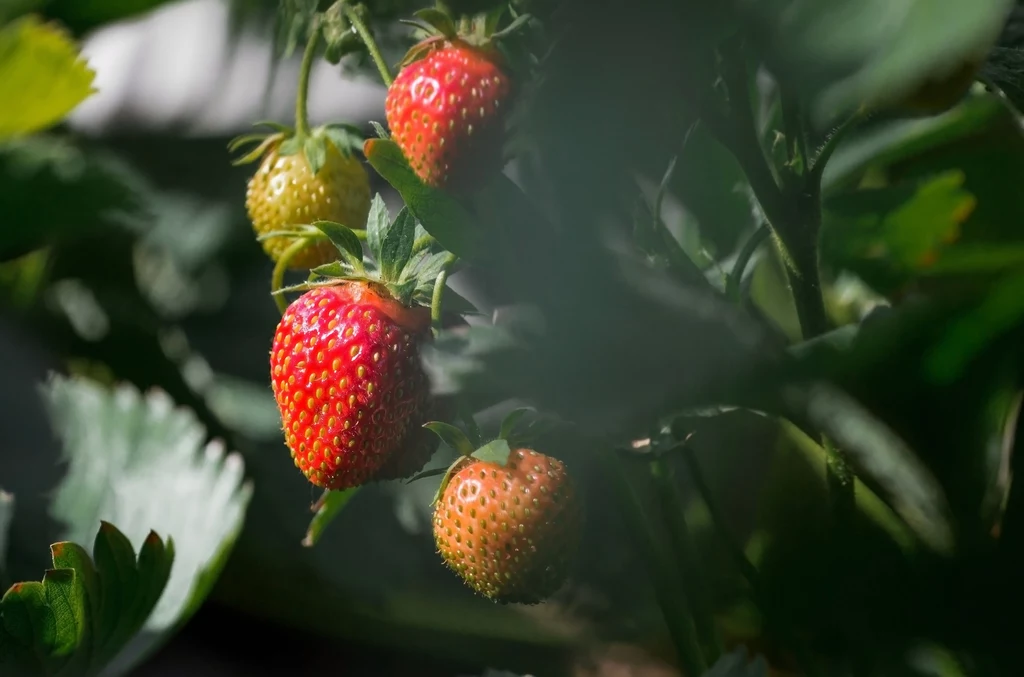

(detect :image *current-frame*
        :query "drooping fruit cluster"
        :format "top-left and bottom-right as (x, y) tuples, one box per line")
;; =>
(270, 282), (433, 489)
(268, 194), (460, 490)
(246, 139), (370, 269)
(425, 415), (582, 604)
(386, 40), (513, 192)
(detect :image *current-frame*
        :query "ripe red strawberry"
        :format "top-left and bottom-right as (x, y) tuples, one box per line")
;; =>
(270, 282), (433, 489)
(433, 447), (582, 604)
(385, 41), (512, 192)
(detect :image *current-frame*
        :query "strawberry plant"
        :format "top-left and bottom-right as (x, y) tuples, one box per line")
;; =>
(3, 0), (1024, 675)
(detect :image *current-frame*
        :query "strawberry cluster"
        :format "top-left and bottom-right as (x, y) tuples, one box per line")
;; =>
(233, 2), (580, 605)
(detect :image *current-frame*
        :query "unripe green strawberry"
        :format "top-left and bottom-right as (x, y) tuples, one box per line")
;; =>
(246, 140), (371, 269)
(270, 281), (433, 489)
(433, 448), (582, 604)
(385, 41), (513, 192)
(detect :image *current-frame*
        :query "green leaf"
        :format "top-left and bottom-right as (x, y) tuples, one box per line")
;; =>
(364, 139), (479, 259)
(302, 489), (359, 548)
(311, 261), (361, 278)
(470, 439), (512, 466)
(0, 522), (174, 677)
(423, 422), (476, 457)
(498, 407), (533, 441)
(782, 382), (955, 553)
(733, 0), (1014, 120)
(0, 16), (96, 140)
(364, 193), (390, 262)
(379, 207), (416, 282)
(821, 171), (976, 295)
(303, 135), (327, 176)
(39, 375), (253, 672)
(312, 220), (365, 263)
(0, 136), (150, 263)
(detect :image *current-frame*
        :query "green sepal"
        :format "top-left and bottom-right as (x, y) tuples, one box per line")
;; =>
(312, 220), (365, 263)
(302, 488), (359, 547)
(270, 280), (342, 296)
(489, 12), (532, 42)
(396, 35), (447, 69)
(318, 123), (364, 157)
(499, 407), (533, 441)
(311, 261), (363, 278)
(412, 8), (457, 38)
(251, 120), (295, 134)
(379, 207), (417, 282)
(364, 193), (390, 262)
(482, 5), (508, 36)
(428, 454), (471, 507)
(470, 438), (512, 466)
(423, 421), (476, 457)
(405, 466), (450, 484)
(277, 135), (302, 156)
(369, 121), (390, 140)
(254, 227), (322, 243)
(303, 134), (328, 176)
(228, 133), (280, 166)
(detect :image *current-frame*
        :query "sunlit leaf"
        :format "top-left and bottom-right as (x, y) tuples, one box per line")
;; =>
(0, 16), (95, 140)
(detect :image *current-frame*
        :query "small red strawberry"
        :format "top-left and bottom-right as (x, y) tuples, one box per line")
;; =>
(269, 193), (469, 489)
(386, 41), (512, 192)
(424, 413), (582, 604)
(382, 7), (536, 192)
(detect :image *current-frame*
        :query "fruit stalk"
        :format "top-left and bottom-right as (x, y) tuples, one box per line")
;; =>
(598, 449), (707, 676)
(343, 3), (392, 87)
(650, 455), (722, 664)
(295, 18), (321, 139)
(270, 237), (314, 314)
(430, 253), (457, 335)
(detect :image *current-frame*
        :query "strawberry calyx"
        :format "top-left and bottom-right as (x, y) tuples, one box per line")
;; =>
(395, 4), (534, 71)
(416, 407), (554, 506)
(273, 192), (467, 311)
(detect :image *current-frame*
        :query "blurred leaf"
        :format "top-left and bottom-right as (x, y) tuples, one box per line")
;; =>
(821, 171), (976, 295)
(701, 647), (769, 677)
(734, 0), (1014, 120)
(364, 139), (479, 259)
(0, 522), (173, 677)
(40, 375), (253, 673)
(822, 95), (1008, 192)
(0, 136), (150, 262)
(0, 15), (95, 139)
(782, 382), (954, 552)
(0, 491), (12, 576)
(302, 489), (359, 547)
(43, 0), (180, 34)
(924, 270), (1024, 383)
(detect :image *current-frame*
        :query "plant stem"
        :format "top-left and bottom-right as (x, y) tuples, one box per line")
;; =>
(343, 4), (393, 87)
(651, 456), (722, 664)
(598, 449), (707, 676)
(679, 444), (823, 677)
(295, 18), (321, 139)
(809, 111), (864, 185)
(271, 237), (315, 315)
(726, 223), (771, 303)
(430, 253), (457, 337)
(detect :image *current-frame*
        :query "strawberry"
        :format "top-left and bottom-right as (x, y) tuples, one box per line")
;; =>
(245, 138), (370, 269)
(269, 193), (471, 490)
(386, 41), (512, 192)
(424, 414), (582, 604)
(381, 5), (538, 193)
(271, 282), (432, 488)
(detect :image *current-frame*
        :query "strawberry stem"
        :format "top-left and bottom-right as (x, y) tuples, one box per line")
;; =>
(343, 4), (393, 87)
(271, 237), (316, 314)
(430, 253), (457, 336)
(295, 17), (321, 139)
